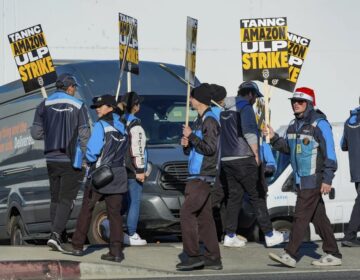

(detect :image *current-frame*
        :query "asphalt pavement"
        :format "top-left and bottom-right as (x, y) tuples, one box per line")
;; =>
(0, 241), (359, 279)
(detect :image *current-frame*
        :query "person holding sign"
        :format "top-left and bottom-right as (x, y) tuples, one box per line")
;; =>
(177, 83), (222, 271)
(266, 87), (342, 267)
(30, 73), (90, 251)
(61, 95), (128, 262)
(220, 81), (286, 248)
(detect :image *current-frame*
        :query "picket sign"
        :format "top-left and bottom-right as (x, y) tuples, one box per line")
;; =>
(115, 24), (133, 102)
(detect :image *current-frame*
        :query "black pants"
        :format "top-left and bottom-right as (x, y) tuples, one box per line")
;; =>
(222, 157), (273, 234)
(72, 184), (124, 257)
(180, 179), (221, 260)
(344, 182), (360, 241)
(285, 187), (341, 259)
(47, 162), (84, 235)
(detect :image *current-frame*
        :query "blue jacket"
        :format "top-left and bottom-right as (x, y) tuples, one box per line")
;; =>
(87, 113), (128, 194)
(31, 91), (90, 169)
(260, 141), (276, 174)
(270, 108), (337, 189)
(341, 107), (360, 182)
(184, 108), (220, 178)
(220, 96), (258, 159)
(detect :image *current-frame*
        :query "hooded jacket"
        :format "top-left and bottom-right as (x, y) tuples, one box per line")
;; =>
(341, 107), (360, 182)
(86, 113), (128, 194)
(220, 96), (259, 160)
(270, 105), (337, 189)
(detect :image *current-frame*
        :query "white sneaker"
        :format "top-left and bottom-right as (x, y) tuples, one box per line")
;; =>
(269, 251), (296, 268)
(265, 230), (286, 247)
(311, 254), (342, 266)
(237, 234), (248, 242)
(123, 232), (147, 246)
(223, 235), (246, 247)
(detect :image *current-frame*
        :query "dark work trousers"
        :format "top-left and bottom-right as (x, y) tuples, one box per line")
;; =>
(47, 162), (84, 235)
(285, 187), (342, 259)
(221, 157), (273, 235)
(344, 182), (360, 241)
(72, 183), (124, 257)
(180, 179), (221, 260)
(211, 174), (226, 240)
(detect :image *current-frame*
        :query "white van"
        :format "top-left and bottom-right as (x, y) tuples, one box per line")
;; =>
(265, 122), (357, 241)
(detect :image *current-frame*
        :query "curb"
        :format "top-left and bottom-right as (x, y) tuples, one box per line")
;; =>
(0, 260), (81, 280)
(0, 260), (176, 280)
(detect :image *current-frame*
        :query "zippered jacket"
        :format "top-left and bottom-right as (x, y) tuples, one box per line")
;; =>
(270, 108), (337, 189)
(184, 108), (220, 178)
(341, 107), (360, 182)
(123, 113), (147, 179)
(86, 113), (128, 194)
(31, 91), (90, 169)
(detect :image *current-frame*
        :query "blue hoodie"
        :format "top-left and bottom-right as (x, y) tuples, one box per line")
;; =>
(341, 107), (360, 182)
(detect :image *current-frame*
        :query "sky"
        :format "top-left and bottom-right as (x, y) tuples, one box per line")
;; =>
(1, 0), (359, 129)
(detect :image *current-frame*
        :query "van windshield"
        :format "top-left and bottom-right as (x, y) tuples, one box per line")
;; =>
(136, 95), (197, 146)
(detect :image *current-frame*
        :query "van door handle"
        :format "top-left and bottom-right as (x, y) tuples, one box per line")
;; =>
(1, 166), (33, 176)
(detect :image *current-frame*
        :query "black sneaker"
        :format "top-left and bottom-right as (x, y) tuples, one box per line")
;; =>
(202, 256), (223, 270)
(47, 232), (64, 252)
(101, 252), (124, 263)
(61, 243), (84, 256)
(176, 256), (204, 271)
(342, 239), (360, 247)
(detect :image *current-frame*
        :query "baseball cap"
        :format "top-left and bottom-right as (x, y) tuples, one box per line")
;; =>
(90, 94), (117, 109)
(238, 81), (263, 98)
(56, 73), (79, 89)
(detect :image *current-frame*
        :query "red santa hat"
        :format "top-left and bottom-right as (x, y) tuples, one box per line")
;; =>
(290, 87), (316, 106)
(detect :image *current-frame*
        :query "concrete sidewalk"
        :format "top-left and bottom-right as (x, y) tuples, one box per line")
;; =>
(0, 242), (359, 279)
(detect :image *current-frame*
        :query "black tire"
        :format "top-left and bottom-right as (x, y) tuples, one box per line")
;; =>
(88, 201), (109, 244)
(272, 219), (310, 241)
(9, 216), (27, 245)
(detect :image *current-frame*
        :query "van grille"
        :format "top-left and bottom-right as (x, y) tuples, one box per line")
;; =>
(160, 162), (188, 190)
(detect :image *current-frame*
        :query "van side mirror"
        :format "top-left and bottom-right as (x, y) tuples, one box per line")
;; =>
(282, 174), (295, 192)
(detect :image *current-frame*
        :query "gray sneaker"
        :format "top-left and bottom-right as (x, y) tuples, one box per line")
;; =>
(269, 251), (296, 268)
(311, 254), (342, 266)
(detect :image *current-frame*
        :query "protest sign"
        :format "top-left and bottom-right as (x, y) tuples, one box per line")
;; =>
(184, 17), (198, 126)
(185, 17), (198, 86)
(8, 24), (56, 95)
(240, 17), (289, 81)
(119, 13), (139, 75)
(271, 32), (311, 92)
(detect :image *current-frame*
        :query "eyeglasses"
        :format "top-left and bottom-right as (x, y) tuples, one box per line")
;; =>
(291, 99), (306, 105)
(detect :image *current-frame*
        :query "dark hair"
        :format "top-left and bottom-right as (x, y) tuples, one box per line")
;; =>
(238, 87), (254, 97)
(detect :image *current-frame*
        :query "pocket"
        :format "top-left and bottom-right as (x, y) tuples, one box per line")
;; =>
(296, 137), (318, 176)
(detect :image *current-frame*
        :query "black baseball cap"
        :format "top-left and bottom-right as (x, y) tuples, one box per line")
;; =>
(238, 81), (263, 98)
(56, 73), (79, 89)
(121, 91), (144, 108)
(90, 94), (117, 109)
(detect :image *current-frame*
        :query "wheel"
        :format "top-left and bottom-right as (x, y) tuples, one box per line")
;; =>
(9, 216), (27, 245)
(272, 219), (310, 241)
(88, 201), (109, 244)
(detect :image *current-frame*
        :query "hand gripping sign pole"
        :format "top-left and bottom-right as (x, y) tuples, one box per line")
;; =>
(115, 24), (134, 102)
